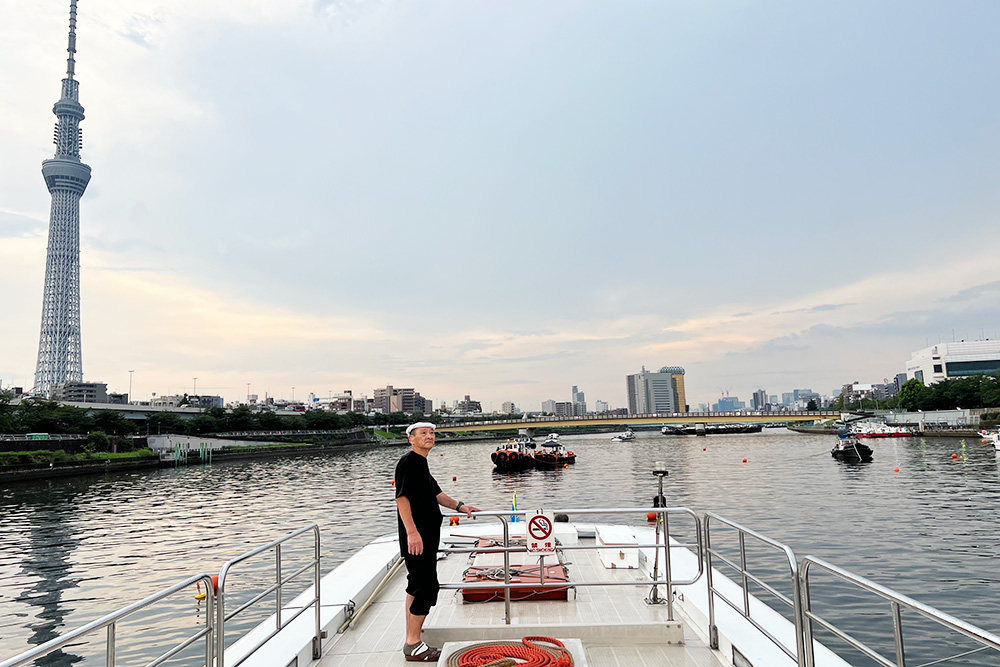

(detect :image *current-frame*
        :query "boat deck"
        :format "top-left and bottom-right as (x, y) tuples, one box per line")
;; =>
(316, 532), (726, 666)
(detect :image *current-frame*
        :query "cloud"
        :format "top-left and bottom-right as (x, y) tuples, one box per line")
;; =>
(0, 210), (45, 238)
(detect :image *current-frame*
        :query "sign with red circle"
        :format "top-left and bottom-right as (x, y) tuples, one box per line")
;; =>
(527, 513), (555, 553)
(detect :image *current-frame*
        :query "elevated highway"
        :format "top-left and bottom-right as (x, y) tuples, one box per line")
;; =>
(435, 410), (840, 433)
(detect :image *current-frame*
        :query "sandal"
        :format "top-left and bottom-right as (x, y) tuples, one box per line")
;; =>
(403, 641), (441, 662)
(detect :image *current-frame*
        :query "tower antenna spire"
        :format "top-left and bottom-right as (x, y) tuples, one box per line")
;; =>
(66, 0), (78, 80)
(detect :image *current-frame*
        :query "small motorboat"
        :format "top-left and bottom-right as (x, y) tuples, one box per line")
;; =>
(852, 423), (912, 438)
(533, 434), (576, 468)
(832, 435), (874, 462)
(611, 428), (635, 442)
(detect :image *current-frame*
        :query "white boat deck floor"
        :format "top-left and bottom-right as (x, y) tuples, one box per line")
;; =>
(315, 537), (726, 666)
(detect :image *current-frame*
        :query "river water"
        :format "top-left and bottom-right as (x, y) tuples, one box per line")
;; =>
(1, 429), (998, 666)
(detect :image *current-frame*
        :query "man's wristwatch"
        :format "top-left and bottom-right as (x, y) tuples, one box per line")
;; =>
(455, 501), (464, 512)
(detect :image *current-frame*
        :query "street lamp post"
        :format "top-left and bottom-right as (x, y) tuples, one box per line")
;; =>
(247, 383), (251, 404)
(128, 370), (134, 405)
(292, 386), (295, 402)
(193, 377), (197, 395)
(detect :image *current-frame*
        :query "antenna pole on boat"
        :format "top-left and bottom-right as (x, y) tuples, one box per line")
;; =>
(647, 463), (669, 606)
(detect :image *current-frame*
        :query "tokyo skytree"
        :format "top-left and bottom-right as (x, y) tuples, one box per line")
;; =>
(33, 0), (92, 396)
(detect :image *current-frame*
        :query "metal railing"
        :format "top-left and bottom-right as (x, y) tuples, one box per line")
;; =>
(438, 507), (703, 625)
(704, 512), (805, 663)
(0, 573), (215, 667)
(216, 524), (322, 667)
(799, 556), (1000, 667)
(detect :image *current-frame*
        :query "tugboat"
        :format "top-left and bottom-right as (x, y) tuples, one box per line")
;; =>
(532, 434), (576, 468)
(831, 434), (874, 462)
(491, 437), (535, 472)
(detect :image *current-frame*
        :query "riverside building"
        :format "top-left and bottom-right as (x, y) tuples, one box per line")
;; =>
(906, 340), (1000, 384)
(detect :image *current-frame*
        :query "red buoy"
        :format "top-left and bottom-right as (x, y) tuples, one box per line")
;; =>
(449, 516), (460, 526)
(742, 458), (747, 463)
(893, 468), (900, 473)
(452, 476), (457, 481)
(646, 512), (657, 522)
(952, 453), (958, 459)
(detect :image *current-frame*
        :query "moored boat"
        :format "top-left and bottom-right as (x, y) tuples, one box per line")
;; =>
(532, 434), (576, 468)
(980, 430), (1000, 450)
(852, 423), (913, 438)
(831, 435), (874, 462)
(491, 438), (535, 472)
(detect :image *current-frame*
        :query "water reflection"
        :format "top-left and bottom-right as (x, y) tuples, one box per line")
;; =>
(1, 431), (999, 666)
(6, 482), (85, 666)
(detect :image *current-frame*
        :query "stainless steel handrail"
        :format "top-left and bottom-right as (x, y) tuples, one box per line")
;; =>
(0, 573), (215, 667)
(799, 556), (1000, 667)
(216, 523), (321, 667)
(704, 512), (804, 664)
(438, 507), (703, 625)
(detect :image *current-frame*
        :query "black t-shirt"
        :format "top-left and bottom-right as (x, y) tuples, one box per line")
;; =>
(395, 450), (443, 545)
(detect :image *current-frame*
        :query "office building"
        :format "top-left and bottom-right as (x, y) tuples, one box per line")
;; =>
(541, 400), (557, 414)
(594, 400), (609, 413)
(626, 366), (686, 414)
(50, 381), (106, 403)
(752, 389), (767, 410)
(906, 340), (1000, 384)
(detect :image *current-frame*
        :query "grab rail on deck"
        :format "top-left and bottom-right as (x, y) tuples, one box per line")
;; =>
(216, 523), (322, 667)
(704, 512), (805, 664)
(0, 573), (216, 667)
(438, 507), (703, 626)
(799, 556), (1000, 667)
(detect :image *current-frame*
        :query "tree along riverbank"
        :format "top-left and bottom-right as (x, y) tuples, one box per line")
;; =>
(0, 432), (500, 483)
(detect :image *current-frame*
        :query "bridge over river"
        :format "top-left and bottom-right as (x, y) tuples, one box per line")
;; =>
(435, 410), (841, 434)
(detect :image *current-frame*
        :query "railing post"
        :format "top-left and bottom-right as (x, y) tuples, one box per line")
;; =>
(106, 622), (116, 667)
(502, 517), (511, 625)
(799, 562), (814, 667)
(739, 531), (750, 616)
(275, 544), (282, 630)
(705, 516), (719, 649)
(205, 584), (215, 667)
(660, 510), (674, 620)
(891, 601), (906, 667)
(313, 525), (322, 659)
(217, 569), (227, 667)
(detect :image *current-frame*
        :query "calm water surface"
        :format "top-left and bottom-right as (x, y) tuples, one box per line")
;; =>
(1, 430), (999, 666)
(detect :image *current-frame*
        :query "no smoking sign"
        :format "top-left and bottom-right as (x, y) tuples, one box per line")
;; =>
(527, 513), (556, 553)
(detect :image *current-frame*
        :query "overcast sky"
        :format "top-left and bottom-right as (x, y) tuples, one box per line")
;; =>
(2, 0), (1000, 411)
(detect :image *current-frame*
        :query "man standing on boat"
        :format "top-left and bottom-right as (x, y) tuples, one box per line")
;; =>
(395, 421), (479, 662)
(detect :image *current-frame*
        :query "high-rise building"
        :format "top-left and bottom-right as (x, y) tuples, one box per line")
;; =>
(34, 0), (93, 397)
(541, 399), (557, 414)
(626, 366), (686, 414)
(752, 389), (768, 410)
(594, 400), (609, 413)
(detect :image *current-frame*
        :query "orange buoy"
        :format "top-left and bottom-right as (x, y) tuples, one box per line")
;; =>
(742, 458), (747, 463)
(646, 512), (657, 522)
(391, 479), (395, 487)
(893, 468), (900, 473)
(449, 516), (460, 526)
(952, 453), (958, 459)
(564, 463), (569, 468)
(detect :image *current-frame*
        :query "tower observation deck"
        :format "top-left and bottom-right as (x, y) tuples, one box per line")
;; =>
(34, 0), (92, 396)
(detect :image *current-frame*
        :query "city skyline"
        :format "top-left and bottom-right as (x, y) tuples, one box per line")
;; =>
(2, 3), (1000, 409)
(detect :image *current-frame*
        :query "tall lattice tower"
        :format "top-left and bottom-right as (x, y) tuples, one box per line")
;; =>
(33, 0), (92, 396)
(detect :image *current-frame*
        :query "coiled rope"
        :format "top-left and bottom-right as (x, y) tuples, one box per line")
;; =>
(447, 636), (573, 667)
